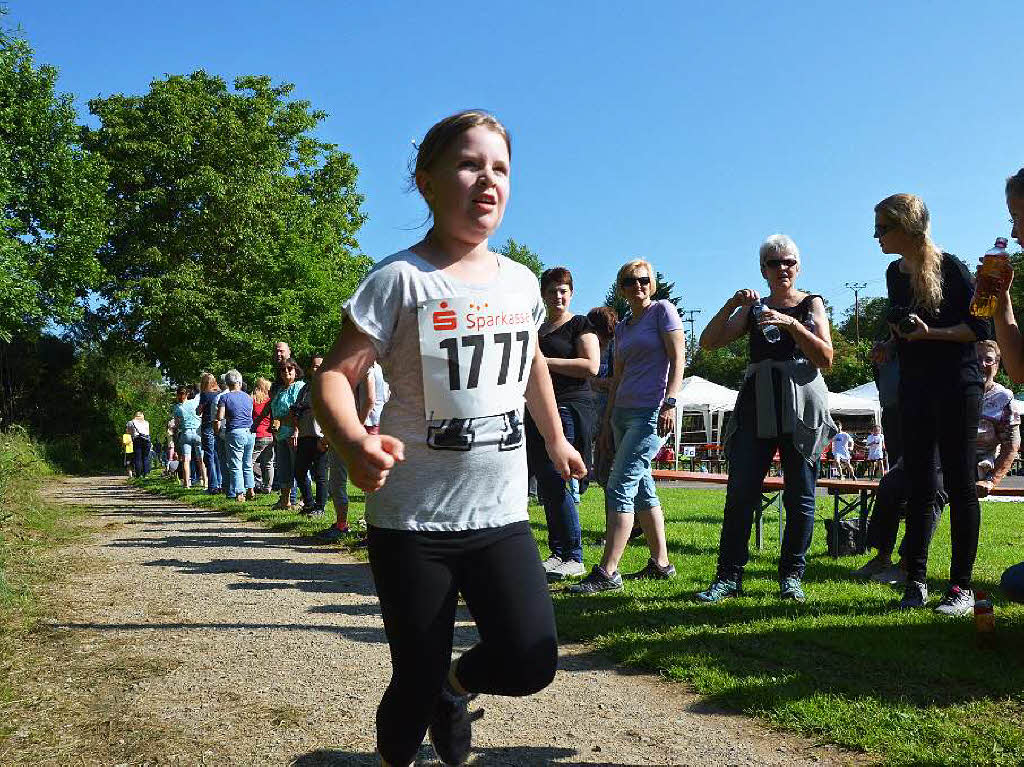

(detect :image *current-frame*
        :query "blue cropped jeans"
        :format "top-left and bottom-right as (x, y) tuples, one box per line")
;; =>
(201, 426), (222, 491)
(605, 406), (662, 514)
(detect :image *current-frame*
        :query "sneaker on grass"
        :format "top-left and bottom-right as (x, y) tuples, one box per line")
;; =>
(696, 577), (742, 603)
(852, 557), (892, 578)
(567, 565), (623, 594)
(541, 555), (562, 574)
(428, 681), (483, 766)
(547, 559), (586, 581)
(934, 585), (975, 616)
(779, 577), (806, 603)
(896, 580), (929, 609)
(871, 565), (907, 586)
(316, 525), (348, 543)
(623, 557), (676, 581)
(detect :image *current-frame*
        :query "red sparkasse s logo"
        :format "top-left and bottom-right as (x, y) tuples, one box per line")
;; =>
(433, 301), (457, 331)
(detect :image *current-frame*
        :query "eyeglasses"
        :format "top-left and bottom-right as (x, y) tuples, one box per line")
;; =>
(763, 258), (798, 269)
(874, 223), (894, 238)
(979, 357), (999, 366)
(619, 276), (651, 288)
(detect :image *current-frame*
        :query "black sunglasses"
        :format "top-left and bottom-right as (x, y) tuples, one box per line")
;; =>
(763, 258), (798, 269)
(619, 276), (651, 288)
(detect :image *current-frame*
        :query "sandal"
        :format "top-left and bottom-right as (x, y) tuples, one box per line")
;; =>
(270, 500), (291, 511)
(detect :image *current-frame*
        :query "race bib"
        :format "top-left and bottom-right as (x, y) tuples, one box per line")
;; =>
(418, 294), (536, 420)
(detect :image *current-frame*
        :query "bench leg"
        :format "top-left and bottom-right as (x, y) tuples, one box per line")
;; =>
(832, 492), (840, 559)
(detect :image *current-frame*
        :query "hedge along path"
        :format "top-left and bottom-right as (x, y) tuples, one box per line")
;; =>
(16, 476), (870, 766)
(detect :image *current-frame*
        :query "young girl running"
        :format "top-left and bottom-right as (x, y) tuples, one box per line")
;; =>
(313, 111), (585, 767)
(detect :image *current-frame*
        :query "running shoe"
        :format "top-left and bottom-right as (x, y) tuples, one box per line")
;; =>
(547, 559), (586, 581)
(623, 558), (677, 580)
(779, 577), (806, 603)
(428, 682), (482, 766)
(696, 577), (742, 602)
(541, 555), (562, 574)
(896, 580), (929, 609)
(567, 565), (623, 594)
(316, 525), (348, 543)
(934, 585), (974, 616)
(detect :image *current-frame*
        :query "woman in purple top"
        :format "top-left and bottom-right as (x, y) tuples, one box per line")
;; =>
(216, 369), (256, 501)
(570, 259), (686, 594)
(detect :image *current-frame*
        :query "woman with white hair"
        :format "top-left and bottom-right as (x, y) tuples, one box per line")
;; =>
(216, 369), (256, 501)
(697, 235), (834, 603)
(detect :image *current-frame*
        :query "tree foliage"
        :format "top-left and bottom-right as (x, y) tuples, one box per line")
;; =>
(837, 295), (889, 343)
(83, 71), (370, 382)
(498, 238), (543, 278)
(0, 16), (107, 341)
(687, 337), (749, 389)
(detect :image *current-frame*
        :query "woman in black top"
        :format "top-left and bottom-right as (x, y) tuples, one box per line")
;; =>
(527, 267), (599, 581)
(697, 235), (834, 603)
(875, 193), (987, 614)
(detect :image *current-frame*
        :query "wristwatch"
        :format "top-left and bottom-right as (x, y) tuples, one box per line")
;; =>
(661, 397), (677, 410)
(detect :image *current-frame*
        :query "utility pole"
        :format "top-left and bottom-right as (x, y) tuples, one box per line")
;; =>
(844, 282), (868, 343)
(680, 309), (702, 359)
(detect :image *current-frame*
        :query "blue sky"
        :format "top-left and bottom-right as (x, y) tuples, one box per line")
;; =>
(10, 1), (1024, 332)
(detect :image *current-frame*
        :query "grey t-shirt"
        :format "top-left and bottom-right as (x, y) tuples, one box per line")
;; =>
(343, 249), (544, 531)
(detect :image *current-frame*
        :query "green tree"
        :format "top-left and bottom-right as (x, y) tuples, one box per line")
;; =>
(837, 296), (890, 344)
(687, 337), (748, 389)
(83, 71), (370, 382)
(0, 15), (107, 341)
(498, 238), (543, 278)
(603, 271), (682, 319)
(822, 334), (874, 392)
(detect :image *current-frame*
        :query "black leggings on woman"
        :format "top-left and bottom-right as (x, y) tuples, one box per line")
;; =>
(368, 521), (558, 766)
(899, 380), (982, 588)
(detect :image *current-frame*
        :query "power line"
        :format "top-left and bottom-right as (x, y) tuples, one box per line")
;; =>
(844, 282), (868, 343)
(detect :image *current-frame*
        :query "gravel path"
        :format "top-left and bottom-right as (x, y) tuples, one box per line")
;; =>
(38, 476), (869, 766)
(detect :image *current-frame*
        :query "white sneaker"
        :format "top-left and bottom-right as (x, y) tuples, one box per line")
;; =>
(548, 559), (587, 581)
(541, 555), (562, 573)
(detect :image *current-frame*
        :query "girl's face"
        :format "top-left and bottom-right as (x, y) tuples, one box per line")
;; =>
(419, 126), (510, 243)
(281, 366), (296, 384)
(543, 283), (572, 313)
(1007, 195), (1024, 249)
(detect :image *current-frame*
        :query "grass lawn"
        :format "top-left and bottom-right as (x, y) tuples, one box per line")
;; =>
(134, 474), (1024, 766)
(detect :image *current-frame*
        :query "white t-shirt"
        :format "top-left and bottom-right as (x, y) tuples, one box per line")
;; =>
(343, 249), (545, 531)
(832, 432), (853, 460)
(865, 433), (884, 460)
(126, 418), (150, 438)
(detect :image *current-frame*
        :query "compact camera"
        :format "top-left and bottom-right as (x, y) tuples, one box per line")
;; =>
(886, 304), (921, 335)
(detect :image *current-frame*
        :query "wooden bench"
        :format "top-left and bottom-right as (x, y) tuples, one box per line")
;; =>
(652, 469), (1024, 557)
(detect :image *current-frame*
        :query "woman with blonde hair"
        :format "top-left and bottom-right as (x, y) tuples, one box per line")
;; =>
(874, 193), (988, 614)
(196, 372), (223, 494)
(251, 376), (275, 493)
(570, 258), (685, 594)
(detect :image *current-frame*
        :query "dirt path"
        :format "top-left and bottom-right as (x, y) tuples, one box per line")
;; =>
(18, 476), (869, 765)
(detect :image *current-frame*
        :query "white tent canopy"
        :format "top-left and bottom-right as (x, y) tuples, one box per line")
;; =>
(841, 380), (879, 403)
(827, 389), (880, 421)
(672, 376), (739, 457)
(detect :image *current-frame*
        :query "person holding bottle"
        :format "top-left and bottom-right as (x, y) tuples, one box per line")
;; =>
(696, 235), (834, 603)
(873, 193), (988, 614)
(312, 110), (584, 767)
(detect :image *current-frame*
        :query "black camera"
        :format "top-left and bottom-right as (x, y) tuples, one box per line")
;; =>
(886, 304), (920, 335)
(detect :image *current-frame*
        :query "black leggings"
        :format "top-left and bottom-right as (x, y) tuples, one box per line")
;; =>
(294, 436), (328, 508)
(899, 380), (982, 588)
(368, 521), (557, 766)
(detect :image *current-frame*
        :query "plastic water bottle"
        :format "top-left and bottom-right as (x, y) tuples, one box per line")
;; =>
(751, 299), (781, 343)
(974, 590), (995, 648)
(970, 237), (1012, 318)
